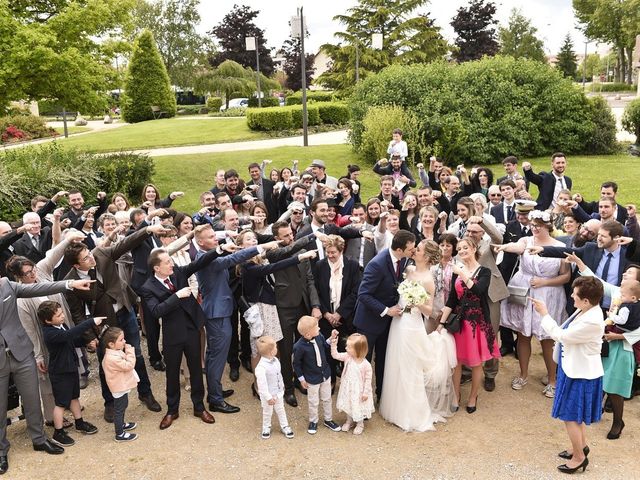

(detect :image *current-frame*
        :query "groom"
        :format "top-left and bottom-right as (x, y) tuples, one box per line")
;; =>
(354, 230), (416, 400)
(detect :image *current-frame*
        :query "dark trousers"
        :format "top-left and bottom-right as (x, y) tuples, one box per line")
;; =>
(500, 325), (517, 351)
(276, 302), (307, 393)
(113, 393), (128, 436)
(227, 306), (251, 368)
(140, 298), (162, 364)
(164, 330), (205, 413)
(98, 308), (152, 405)
(358, 325), (390, 400)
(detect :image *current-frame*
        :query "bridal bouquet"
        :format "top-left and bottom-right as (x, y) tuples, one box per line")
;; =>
(398, 280), (429, 309)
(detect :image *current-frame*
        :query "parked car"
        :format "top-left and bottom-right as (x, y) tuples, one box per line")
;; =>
(220, 98), (249, 111)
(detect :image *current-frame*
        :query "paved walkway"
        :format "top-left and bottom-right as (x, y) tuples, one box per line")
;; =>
(135, 130), (349, 157)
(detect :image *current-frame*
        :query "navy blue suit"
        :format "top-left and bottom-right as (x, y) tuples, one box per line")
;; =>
(524, 169), (572, 210)
(292, 334), (332, 385)
(353, 249), (407, 398)
(196, 246), (259, 404)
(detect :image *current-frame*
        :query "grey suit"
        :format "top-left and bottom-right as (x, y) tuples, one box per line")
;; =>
(0, 278), (69, 455)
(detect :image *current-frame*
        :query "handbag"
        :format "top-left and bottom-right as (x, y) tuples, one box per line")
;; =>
(444, 268), (479, 334)
(506, 257), (529, 305)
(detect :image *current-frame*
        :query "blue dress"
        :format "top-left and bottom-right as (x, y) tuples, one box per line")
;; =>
(551, 322), (603, 425)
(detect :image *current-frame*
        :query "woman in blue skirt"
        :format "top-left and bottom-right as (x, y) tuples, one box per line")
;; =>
(531, 276), (605, 475)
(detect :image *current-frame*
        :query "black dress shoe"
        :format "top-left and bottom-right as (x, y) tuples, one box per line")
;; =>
(558, 457), (588, 474)
(209, 401), (240, 414)
(559, 446), (590, 460)
(241, 358), (253, 373)
(284, 393), (298, 407)
(0, 455), (7, 475)
(484, 377), (496, 392)
(139, 394), (162, 412)
(499, 346), (514, 357)
(33, 439), (64, 454)
(151, 360), (166, 372)
(222, 389), (234, 398)
(294, 381), (308, 395)
(229, 366), (239, 382)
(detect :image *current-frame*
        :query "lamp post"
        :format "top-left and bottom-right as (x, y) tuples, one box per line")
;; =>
(245, 36), (262, 107)
(292, 7), (308, 146)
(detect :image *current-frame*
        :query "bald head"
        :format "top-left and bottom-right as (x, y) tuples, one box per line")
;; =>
(585, 219), (602, 232)
(0, 222), (11, 237)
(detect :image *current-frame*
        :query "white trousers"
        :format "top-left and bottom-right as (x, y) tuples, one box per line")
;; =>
(306, 378), (332, 423)
(261, 396), (288, 429)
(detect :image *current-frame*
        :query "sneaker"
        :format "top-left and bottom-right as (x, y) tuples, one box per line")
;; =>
(323, 420), (341, 432)
(52, 429), (75, 447)
(75, 421), (98, 435)
(281, 426), (294, 439)
(541, 374), (549, 386)
(543, 384), (555, 398)
(511, 376), (528, 391)
(123, 422), (137, 431)
(307, 422), (318, 434)
(115, 432), (138, 443)
(353, 422), (364, 435)
(261, 427), (271, 439)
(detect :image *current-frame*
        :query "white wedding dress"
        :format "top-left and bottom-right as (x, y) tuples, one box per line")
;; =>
(379, 280), (458, 432)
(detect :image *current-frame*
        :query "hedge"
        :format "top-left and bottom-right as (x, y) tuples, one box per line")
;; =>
(0, 114), (56, 143)
(0, 143), (154, 220)
(622, 97), (640, 143)
(590, 82), (637, 93)
(349, 56), (618, 164)
(206, 97), (223, 110)
(246, 105), (320, 131)
(285, 91), (334, 106)
(317, 102), (350, 125)
(248, 97), (280, 108)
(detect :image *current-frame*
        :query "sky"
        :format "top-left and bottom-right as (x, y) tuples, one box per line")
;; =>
(197, 0), (604, 57)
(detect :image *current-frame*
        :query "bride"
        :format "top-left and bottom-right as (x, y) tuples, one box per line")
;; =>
(379, 240), (458, 432)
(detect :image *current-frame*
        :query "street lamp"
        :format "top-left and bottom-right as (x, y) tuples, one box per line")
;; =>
(292, 7), (308, 146)
(245, 36), (262, 107)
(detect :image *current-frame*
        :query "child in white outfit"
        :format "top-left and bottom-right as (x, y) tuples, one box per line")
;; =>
(330, 330), (374, 435)
(254, 336), (294, 439)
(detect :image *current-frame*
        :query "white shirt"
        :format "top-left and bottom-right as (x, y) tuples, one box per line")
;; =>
(311, 223), (325, 259)
(328, 256), (344, 312)
(551, 172), (566, 208)
(254, 356), (285, 402)
(380, 251), (402, 317)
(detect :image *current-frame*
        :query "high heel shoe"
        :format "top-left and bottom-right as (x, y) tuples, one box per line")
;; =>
(558, 445), (589, 460)
(557, 457), (588, 474)
(607, 420), (625, 440)
(466, 398), (477, 414)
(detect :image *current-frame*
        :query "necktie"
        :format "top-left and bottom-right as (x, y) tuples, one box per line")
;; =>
(601, 252), (613, 283)
(458, 222), (467, 239)
(522, 226), (529, 236)
(507, 205), (513, 221)
(557, 177), (565, 189)
(316, 226), (325, 260)
(32, 235), (39, 249)
(164, 278), (176, 293)
(395, 259), (402, 279)
(310, 339), (322, 367)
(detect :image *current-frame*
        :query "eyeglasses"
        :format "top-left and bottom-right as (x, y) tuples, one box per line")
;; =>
(80, 251), (94, 262)
(292, 211), (303, 215)
(20, 267), (37, 277)
(489, 193), (502, 197)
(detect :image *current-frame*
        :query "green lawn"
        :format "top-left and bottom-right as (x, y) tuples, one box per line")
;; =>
(53, 117), (268, 152)
(53, 126), (91, 136)
(150, 145), (637, 214)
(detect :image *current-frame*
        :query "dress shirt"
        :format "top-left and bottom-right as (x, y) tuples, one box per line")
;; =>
(311, 223), (325, 259)
(551, 172), (567, 208)
(380, 251), (402, 318)
(254, 356), (285, 402)
(328, 256), (344, 312)
(596, 247), (621, 308)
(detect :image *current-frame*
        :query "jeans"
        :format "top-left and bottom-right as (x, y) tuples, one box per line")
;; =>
(204, 317), (231, 404)
(113, 394), (128, 436)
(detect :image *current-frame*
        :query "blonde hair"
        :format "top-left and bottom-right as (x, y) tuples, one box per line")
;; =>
(324, 234), (345, 252)
(297, 315), (318, 336)
(347, 333), (368, 360)
(419, 239), (441, 265)
(256, 336), (276, 357)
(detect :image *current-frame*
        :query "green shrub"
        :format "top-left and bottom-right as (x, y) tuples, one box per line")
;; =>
(590, 83), (637, 93)
(0, 114), (56, 143)
(349, 57), (617, 164)
(121, 30), (176, 123)
(176, 105), (207, 115)
(584, 96), (618, 154)
(206, 97), (223, 110)
(317, 102), (350, 125)
(285, 91), (334, 106)
(0, 143), (154, 219)
(246, 107), (293, 131)
(289, 105), (320, 128)
(209, 107), (247, 117)
(622, 98), (640, 144)
(247, 97), (280, 108)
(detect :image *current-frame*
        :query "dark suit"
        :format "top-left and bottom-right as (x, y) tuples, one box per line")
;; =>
(247, 177), (278, 224)
(579, 200), (628, 224)
(0, 229), (22, 278)
(524, 169), (572, 210)
(372, 163), (417, 193)
(344, 226), (376, 270)
(12, 228), (53, 263)
(43, 320), (95, 375)
(490, 202), (516, 226)
(353, 249), (407, 398)
(64, 226), (154, 406)
(295, 223), (361, 272)
(139, 248), (221, 414)
(265, 236), (319, 393)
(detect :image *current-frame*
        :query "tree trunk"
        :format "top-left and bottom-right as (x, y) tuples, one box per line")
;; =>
(626, 47), (634, 85)
(615, 51), (622, 83)
(619, 47), (627, 85)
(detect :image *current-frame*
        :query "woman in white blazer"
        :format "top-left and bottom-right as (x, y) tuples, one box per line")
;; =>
(531, 276), (605, 475)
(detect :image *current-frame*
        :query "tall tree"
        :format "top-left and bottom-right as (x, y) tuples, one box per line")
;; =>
(121, 29), (176, 123)
(281, 37), (315, 92)
(133, 0), (212, 88)
(208, 4), (274, 76)
(573, 0), (640, 84)
(0, 0), (134, 113)
(450, 0), (499, 62)
(317, 0), (449, 91)
(498, 9), (547, 62)
(556, 33), (578, 78)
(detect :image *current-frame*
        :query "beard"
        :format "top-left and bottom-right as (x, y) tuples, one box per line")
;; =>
(573, 234), (589, 248)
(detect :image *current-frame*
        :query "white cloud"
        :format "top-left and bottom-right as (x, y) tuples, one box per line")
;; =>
(197, 0), (600, 57)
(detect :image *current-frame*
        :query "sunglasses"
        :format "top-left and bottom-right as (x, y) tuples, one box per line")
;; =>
(489, 193), (502, 197)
